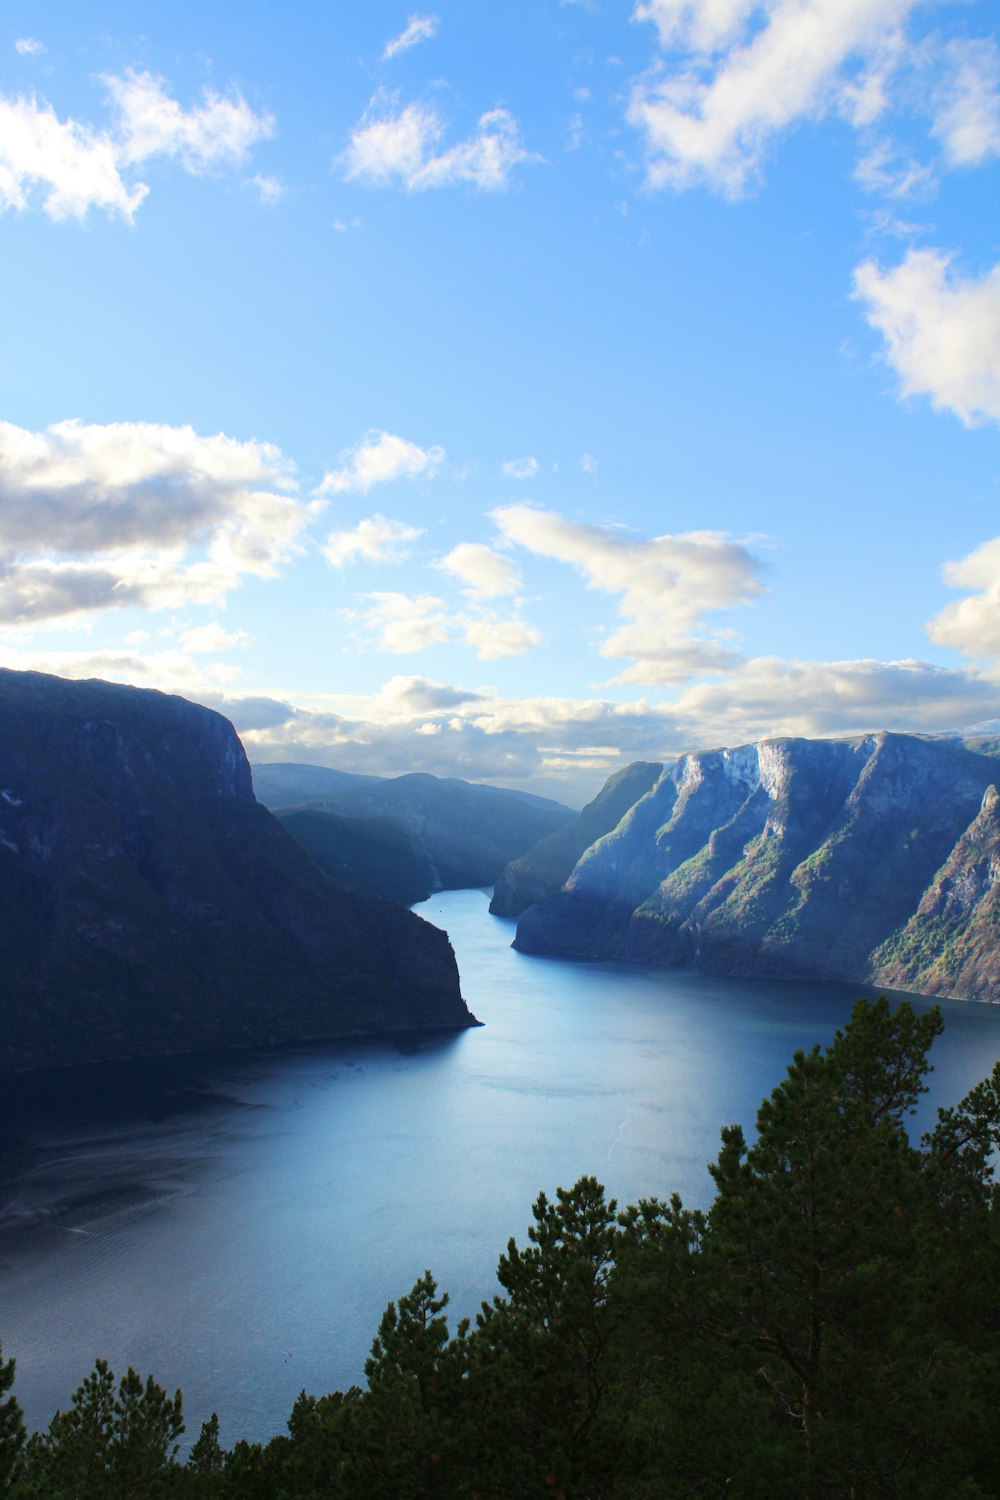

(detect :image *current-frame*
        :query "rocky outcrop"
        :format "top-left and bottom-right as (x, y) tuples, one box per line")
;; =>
(257, 768), (574, 891)
(0, 670), (474, 1072)
(512, 733), (1000, 1002)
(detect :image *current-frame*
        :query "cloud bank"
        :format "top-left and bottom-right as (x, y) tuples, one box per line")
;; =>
(0, 419), (311, 624)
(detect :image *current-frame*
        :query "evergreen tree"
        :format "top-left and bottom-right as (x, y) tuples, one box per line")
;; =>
(17, 1358), (182, 1500)
(0, 1341), (25, 1492)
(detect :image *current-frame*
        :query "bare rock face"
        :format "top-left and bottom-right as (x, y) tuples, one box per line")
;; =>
(511, 733), (1000, 1002)
(0, 670), (474, 1072)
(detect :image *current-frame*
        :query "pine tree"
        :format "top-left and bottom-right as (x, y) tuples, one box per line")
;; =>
(0, 1341), (25, 1492)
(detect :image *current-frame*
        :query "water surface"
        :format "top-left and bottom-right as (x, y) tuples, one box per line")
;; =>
(2, 888), (998, 1445)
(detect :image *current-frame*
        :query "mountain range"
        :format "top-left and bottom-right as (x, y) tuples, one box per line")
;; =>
(253, 761), (574, 895)
(502, 731), (1000, 1003)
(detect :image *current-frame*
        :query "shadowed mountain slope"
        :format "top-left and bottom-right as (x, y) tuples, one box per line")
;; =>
(275, 808), (432, 906)
(0, 671), (473, 1072)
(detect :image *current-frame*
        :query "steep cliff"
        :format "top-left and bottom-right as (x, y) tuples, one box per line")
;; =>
(512, 733), (1000, 1001)
(0, 670), (474, 1072)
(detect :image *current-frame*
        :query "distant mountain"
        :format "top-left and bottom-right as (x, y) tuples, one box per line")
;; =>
(509, 732), (1000, 1003)
(275, 808), (433, 906)
(251, 762), (381, 806)
(255, 763), (575, 891)
(0, 671), (474, 1072)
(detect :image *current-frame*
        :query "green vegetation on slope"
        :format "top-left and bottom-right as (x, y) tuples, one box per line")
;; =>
(3, 997), (999, 1498)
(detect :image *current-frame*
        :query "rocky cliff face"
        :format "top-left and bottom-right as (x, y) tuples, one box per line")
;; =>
(512, 733), (1000, 1002)
(0, 670), (474, 1072)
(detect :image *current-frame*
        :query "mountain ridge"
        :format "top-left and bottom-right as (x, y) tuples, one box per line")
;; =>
(507, 731), (1000, 1002)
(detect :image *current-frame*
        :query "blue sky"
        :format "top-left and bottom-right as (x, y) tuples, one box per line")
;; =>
(1, 0), (998, 803)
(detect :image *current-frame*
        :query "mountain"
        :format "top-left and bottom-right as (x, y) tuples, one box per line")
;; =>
(255, 765), (575, 890)
(0, 670), (474, 1072)
(251, 762), (381, 805)
(275, 808), (433, 905)
(510, 732), (1000, 1002)
(490, 761), (662, 917)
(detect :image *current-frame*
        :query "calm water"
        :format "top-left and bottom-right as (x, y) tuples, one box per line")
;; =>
(2, 887), (999, 1446)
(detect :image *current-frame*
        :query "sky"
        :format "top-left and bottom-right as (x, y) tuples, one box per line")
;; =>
(0, 0), (998, 805)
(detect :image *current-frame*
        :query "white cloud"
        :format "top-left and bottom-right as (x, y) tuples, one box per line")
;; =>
(603, 628), (745, 685)
(0, 70), (273, 222)
(0, 93), (147, 221)
(501, 456), (538, 479)
(341, 95), (535, 191)
(438, 542), (522, 598)
(931, 38), (1000, 168)
(0, 418), (312, 624)
(628, 0), (916, 194)
(179, 621), (253, 653)
(351, 592), (451, 653)
(927, 536), (1000, 665)
(853, 140), (934, 198)
(853, 248), (1000, 426)
(579, 452), (598, 474)
(319, 430), (444, 494)
(248, 173), (284, 204)
(383, 14), (440, 61)
(463, 617), (541, 660)
(370, 674), (482, 716)
(324, 514), (424, 567)
(105, 70), (274, 172)
(14, 38), (46, 56)
(492, 502), (763, 684)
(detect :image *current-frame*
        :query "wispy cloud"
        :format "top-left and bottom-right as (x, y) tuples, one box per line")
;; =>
(341, 94), (535, 191)
(853, 248), (1000, 426)
(247, 173), (284, 204)
(0, 69), (273, 222)
(628, 0), (918, 195)
(319, 431), (445, 494)
(502, 456), (538, 480)
(438, 542), (522, 599)
(14, 38), (46, 56)
(462, 617), (541, 660)
(492, 502), (764, 684)
(382, 14), (440, 61)
(350, 592), (451, 653)
(324, 514), (424, 567)
(931, 38), (1000, 168)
